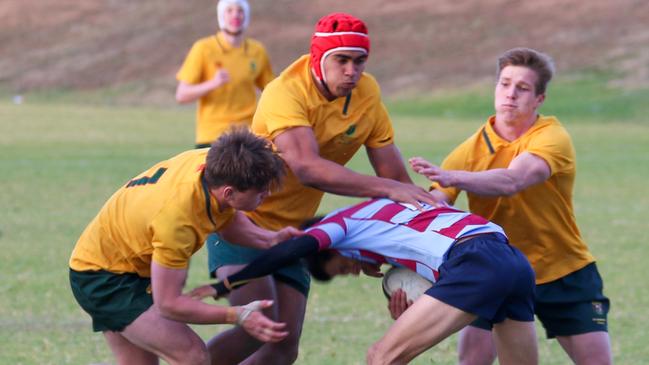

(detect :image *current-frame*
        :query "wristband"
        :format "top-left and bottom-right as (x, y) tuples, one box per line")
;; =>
(210, 281), (229, 297)
(236, 300), (264, 326)
(225, 307), (238, 324)
(236, 307), (254, 326)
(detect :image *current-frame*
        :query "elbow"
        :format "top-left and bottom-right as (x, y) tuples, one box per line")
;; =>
(292, 164), (320, 186)
(500, 180), (525, 196)
(175, 92), (191, 104)
(156, 300), (178, 320)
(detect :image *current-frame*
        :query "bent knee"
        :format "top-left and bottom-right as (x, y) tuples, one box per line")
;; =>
(168, 339), (209, 365)
(366, 341), (396, 365)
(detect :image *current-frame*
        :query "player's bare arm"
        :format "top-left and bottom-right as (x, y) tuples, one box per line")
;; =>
(219, 211), (303, 249)
(151, 262), (288, 342)
(175, 70), (230, 104)
(275, 127), (436, 207)
(410, 153), (550, 196)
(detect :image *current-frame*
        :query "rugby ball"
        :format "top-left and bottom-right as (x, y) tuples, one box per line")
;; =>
(382, 266), (433, 301)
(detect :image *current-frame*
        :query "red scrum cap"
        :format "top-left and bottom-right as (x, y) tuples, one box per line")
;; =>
(310, 13), (370, 83)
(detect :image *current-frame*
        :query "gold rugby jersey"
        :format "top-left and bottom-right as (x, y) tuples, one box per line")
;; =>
(70, 149), (235, 277)
(249, 55), (395, 230)
(177, 32), (274, 145)
(434, 115), (595, 284)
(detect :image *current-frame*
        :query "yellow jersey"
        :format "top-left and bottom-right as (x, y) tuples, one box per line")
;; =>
(434, 115), (595, 284)
(176, 32), (274, 145)
(248, 54), (395, 230)
(69, 149), (235, 277)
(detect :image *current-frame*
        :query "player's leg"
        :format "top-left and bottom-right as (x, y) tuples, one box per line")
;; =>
(206, 233), (280, 364)
(556, 332), (612, 365)
(120, 305), (209, 365)
(455, 233), (535, 365)
(367, 295), (476, 365)
(239, 281), (307, 365)
(104, 331), (158, 365)
(492, 318), (538, 365)
(207, 264), (278, 365)
(457, 321), (497, 365)
(535, 262), (611, 365)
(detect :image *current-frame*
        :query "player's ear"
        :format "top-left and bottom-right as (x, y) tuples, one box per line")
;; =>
(222, 186), (234, 199)
(304, 250), (335, 282)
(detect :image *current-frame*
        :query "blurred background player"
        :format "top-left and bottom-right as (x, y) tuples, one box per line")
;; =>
(176, 0), (274, 148)
(206, 12), (436, 365)
(194, 198), (538, 365)
(410, 47), (612, 365)
(69, 129), (298, 365)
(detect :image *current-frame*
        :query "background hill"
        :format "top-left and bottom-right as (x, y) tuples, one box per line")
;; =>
(1, 0), (648, 104)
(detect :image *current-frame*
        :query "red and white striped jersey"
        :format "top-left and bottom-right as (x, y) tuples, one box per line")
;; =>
(306, 198), (506, 283)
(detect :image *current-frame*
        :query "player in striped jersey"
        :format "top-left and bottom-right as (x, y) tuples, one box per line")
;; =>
(191, 198), (538, 365)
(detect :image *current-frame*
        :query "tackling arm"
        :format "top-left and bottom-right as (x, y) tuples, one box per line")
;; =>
(410, 153), (551, 197)
(219, 211), (303, 250)
(210, 235), (320, 296)
(275, 127), (436, 208)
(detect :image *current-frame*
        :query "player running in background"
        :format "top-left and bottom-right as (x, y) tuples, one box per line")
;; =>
(205, 13), (436, 365)
(69, 129), (299, 365)
(193, 198), (538, 365)
(410, 47), (612, 365)
(176, 0), (274, 148)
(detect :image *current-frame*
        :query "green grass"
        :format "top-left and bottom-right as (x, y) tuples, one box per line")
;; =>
(1, 81), (648, 364)
(388, 73), (649, 122)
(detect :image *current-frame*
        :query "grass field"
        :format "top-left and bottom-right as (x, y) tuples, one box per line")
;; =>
(1, 79), (648, 364)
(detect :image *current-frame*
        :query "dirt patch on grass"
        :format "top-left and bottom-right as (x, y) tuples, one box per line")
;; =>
(1, 0), (647, 103)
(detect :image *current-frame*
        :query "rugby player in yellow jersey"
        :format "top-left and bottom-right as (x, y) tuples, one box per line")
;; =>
(176, 0), (274, 148)
(69, 129), (301, 365)
(410, 48), (612, 365)
(206, 13), (437, 365)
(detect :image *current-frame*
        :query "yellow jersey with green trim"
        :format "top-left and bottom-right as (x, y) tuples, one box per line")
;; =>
(176, 32), (274, 145)
(69, 149), (235, 277)
(434, 115), (595, 284)
(248, 54), (395, 230)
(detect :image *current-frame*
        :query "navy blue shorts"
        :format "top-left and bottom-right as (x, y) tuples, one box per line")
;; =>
(425, 233), (536, 323)
(471, 262), (609, 338)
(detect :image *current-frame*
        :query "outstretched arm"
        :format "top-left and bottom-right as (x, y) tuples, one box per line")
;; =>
(190, 235), (320, 299)
(219, 211), (303, 250)
(275, 127), (437, 209)
(409, 152), (551, 197)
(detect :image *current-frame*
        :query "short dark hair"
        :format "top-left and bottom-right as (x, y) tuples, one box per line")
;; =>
(204, 127), (285, 191)
(497, 47), (555, 95)
(304, 250), (336, 282)
(299, 216), (335, 282)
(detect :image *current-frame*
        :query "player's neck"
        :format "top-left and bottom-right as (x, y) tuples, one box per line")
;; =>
(311, 69), (336, 101)
(493, 114), (538, 141)
(220, 31), (244, 48)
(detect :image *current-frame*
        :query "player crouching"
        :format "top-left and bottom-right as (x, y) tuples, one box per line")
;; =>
(192, 198), (538, 364)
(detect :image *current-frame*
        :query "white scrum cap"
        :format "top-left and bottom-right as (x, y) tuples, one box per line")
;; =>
(217, 0), (250, 31)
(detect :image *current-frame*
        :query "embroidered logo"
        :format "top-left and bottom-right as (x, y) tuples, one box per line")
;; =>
(335, 124), (357, 145)
(592, 301), (604, 315)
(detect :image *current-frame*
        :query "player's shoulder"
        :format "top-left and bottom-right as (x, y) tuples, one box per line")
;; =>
(529, 115), (573, 144)
(267, 57), (310, 95)
(193, 35), (217, 48)
(355, 72), (382, 98)
(244, 37), (267, 51)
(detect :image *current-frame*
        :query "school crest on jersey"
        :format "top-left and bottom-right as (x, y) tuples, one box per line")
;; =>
(334, 124), (357, 145)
